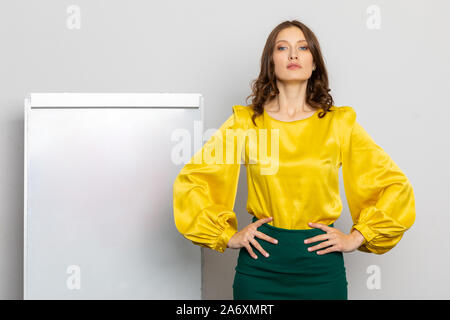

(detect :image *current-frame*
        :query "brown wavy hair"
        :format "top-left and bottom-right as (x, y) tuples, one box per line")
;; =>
(245, 20), (334, 126)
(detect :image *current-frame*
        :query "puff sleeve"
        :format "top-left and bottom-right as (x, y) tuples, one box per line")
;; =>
(173, 105), (245, 253)
(340, 107), (416, 254)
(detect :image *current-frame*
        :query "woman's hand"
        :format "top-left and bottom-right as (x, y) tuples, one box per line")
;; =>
(227, 217), (279, 259)
(304, 222), (365, 254)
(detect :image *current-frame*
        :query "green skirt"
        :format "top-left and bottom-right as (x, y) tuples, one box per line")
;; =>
(233, 216), (348, 300)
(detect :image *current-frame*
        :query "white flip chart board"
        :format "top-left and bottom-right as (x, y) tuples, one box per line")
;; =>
(24, 93), (204, 299)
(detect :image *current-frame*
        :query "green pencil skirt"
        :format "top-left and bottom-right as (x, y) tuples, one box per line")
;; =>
(233, 216), (348, 300)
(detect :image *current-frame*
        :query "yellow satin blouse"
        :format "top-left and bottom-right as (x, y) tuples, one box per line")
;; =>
(173, 105), (416, 255)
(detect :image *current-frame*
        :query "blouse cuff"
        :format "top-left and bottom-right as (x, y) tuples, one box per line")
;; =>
(351, 222), (377, 246)
(214, 224), (237, 253)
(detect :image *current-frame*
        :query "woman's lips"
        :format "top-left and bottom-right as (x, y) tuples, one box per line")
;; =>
(287, 65), (301, 70)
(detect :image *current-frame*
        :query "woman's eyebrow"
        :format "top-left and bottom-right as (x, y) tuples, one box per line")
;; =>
(276, 39), (307, 44)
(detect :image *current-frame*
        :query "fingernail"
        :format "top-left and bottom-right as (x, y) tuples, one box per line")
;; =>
(274, 240), (278, 244)
(265, 253), (269, 257)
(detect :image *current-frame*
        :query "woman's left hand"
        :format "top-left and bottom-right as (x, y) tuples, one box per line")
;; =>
(304, 222), (365, 254)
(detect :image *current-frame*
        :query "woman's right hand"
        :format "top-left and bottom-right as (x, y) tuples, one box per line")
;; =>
(227, 217), (278, 259)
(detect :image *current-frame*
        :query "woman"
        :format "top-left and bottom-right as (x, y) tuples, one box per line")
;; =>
(172, 20), (416, 300)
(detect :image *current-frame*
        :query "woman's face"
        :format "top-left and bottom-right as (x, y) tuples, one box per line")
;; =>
(272, 26), (315, 82)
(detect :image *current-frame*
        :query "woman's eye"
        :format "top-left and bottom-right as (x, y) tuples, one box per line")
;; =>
(277, 46), (308, 51)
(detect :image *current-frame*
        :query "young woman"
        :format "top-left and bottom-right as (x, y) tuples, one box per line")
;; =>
(172, 20), (416, 300)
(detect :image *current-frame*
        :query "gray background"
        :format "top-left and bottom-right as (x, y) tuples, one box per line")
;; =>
(1, 0), (448, 299)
